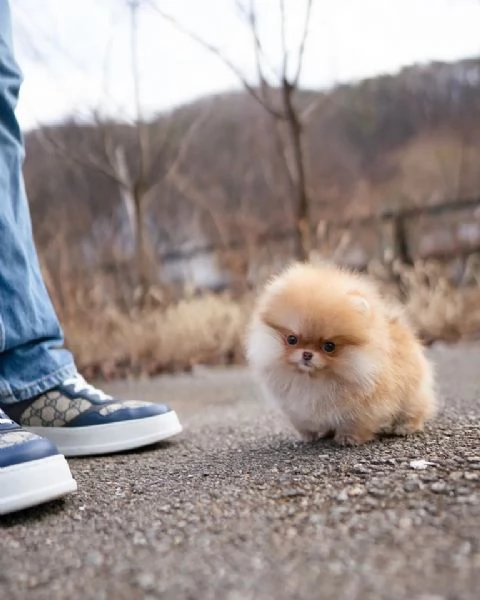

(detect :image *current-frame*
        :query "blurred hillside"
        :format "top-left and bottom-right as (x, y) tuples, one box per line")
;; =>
(22, 56), (480, 375)
(26, 57), (480, 288)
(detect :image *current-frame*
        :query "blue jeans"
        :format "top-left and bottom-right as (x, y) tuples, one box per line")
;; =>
(0, 0), (76, 404)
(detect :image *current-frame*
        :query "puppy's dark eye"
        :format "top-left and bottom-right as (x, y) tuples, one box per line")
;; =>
(323, 341), (336, 353)
(286, 335), (298, 346)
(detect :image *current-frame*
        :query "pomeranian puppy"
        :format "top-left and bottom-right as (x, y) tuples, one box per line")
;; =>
(246, 262), (437, 446)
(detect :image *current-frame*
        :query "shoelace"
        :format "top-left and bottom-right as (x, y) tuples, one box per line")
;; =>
(63, 374), (113, 402)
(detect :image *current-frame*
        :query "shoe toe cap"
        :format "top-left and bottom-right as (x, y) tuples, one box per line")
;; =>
(0, 432), (59, 468)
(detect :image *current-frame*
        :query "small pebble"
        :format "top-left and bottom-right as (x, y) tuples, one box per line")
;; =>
(430, 482), (448, 494)
(409, 459), (435, 470)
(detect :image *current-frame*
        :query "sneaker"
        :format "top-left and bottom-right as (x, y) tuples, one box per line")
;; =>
(1, 374), (182, 457)
(0, 408), (76, 515)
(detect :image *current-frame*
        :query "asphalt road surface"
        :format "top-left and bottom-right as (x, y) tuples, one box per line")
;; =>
(1, 343), (480, 600)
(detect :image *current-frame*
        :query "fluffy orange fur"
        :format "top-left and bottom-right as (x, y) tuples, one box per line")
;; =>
(246, 262), (437, 446)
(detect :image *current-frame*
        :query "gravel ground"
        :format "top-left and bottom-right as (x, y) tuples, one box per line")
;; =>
(1, 342), (480, 600)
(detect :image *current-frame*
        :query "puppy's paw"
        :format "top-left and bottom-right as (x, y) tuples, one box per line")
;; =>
(391, 420), (424, 436)
(334, 429), (374, 447)
(298, 430), (319, 443)
(297, 426), (334, 443)
(334, 432), (361, 446)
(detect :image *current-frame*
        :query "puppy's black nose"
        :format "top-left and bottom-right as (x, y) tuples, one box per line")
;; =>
(303, 351), (313, 361)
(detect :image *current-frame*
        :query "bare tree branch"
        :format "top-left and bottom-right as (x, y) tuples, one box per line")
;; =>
(279, 0), (289, 80)
(14, 3), (132, 122)
(112, 145), (137, 235)
(162, 109), (213, 182)
(136, 106), (214, 213)
(301, 94), (326, 123)
(165, 169), (232, 250)
(147, 0), (284, 118)
(36, 127), (129, 190)
(129, 0), (150, 185)
(235, 0), (279, 86)
(148, 0), (315, 260)
(293, 0), (313, 86)
(244, 0), (272, 106)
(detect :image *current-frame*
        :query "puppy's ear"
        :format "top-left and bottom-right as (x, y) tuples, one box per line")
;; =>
(347, 290), (370, 315)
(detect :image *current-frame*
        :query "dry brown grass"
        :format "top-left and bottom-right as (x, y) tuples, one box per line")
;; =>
(63, 291), (253, 380)
(53, 258), (480, 380)
(371, 258), (480, 344)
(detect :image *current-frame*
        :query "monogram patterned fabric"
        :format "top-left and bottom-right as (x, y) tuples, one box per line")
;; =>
(98, 400), (151, 417)
(20, 391), (91, 427)
(18, 392), (153, 427)
(0, 429), (39, 448)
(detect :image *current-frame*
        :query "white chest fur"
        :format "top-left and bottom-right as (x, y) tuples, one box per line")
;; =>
(258, 367), (348, 433)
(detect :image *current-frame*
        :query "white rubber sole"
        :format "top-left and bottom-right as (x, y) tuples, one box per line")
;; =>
(0, 454), (77, 516)
(26, 410), (183, 457)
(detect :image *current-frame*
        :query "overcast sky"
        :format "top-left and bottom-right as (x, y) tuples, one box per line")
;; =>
(11, 0), (480, 130)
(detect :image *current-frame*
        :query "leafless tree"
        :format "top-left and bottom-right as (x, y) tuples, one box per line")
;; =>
(35, 0), (214, 304)
(149, 0), (317, 261)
